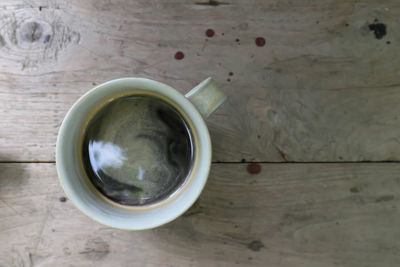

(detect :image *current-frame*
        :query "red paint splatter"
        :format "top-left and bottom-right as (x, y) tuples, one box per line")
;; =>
(255, 37), (266, 47)
(229, 72), (233, 76)
(174, 51), (184, 60)
(247, 163), (261, 174)
(206, 29), (215, 37)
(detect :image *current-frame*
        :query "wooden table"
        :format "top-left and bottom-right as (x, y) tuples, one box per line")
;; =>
(1, 1), (400, 266)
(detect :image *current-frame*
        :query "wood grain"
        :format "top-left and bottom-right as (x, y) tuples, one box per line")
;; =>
(1, 163), (399, 266)
(1, 0), (400, 162)
(1, 1), (399, 266)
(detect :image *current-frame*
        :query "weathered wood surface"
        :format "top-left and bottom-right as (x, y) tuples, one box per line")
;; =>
(0, 163), (399, 267)
(1, 0), (400, 162)
(1, 1), (400, 266)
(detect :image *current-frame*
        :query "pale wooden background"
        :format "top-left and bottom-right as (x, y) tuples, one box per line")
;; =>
(0, 0), (400, 266)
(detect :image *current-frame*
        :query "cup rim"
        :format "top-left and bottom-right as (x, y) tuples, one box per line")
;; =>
(56, 78), (212, 230)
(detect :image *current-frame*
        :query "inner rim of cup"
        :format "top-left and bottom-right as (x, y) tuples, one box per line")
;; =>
(76, 89), (201, 210)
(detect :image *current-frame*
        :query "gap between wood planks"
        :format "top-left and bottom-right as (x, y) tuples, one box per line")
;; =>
(2, 160), (400, 164)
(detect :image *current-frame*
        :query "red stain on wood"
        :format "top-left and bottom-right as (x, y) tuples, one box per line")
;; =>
(206, 29), (215, 37)
(174, 51), (184, 60)
(247, 163), (261, 174)
(255, 37), (266, 47)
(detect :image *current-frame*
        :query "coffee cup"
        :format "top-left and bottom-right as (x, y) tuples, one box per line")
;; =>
(56, 77), (225, 230)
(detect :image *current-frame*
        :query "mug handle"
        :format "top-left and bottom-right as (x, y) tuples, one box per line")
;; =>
(185, 77), (227, 119)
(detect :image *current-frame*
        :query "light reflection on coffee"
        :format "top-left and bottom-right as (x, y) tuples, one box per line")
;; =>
(81, 95), (194, 206)
(88, 141), (127, 171)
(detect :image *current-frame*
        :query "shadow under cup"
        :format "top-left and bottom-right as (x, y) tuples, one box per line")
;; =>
(78, 92), (199, 208)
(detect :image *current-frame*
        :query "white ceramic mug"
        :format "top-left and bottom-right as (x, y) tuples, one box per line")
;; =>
(56, 77), (226, 230)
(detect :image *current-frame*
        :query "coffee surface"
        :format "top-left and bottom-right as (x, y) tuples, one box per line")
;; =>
(82, 95), (194, 206)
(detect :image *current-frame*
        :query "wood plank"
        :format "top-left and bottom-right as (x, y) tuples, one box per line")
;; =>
(1, 163), (399, 266)
(1, 1), (400, 162)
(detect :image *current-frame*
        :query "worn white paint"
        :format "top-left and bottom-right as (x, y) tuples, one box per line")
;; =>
(1, 163), (400, 266)
(0, 0), (399, 161)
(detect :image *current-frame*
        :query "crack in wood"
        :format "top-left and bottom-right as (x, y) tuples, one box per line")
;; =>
(274, 145), (290, 162)
(195, 0), (230, 6)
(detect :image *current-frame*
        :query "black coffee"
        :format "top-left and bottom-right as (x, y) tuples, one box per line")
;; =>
(81, 95), (194, 206)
